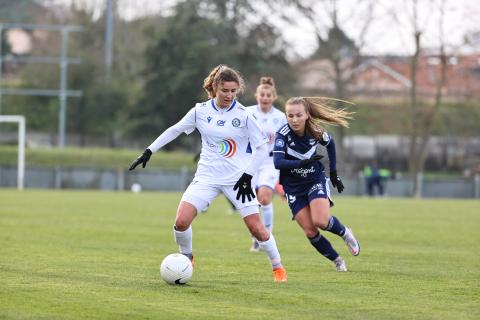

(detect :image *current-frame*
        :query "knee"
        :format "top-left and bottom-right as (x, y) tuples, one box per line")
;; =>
(258, 195), (270, 206)
(175, 214), (192, 231)
(250, 224), (269, 242)
(257, 188), (273, 206)
(174, 220), (190, 231)
(304, 228), (319, 239)
(313, 217), (329, 230)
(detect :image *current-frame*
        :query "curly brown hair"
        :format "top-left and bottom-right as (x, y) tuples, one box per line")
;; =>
(203, 65), (245, 98)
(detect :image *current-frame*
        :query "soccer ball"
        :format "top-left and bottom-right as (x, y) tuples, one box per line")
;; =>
(160, 253), (193, 285)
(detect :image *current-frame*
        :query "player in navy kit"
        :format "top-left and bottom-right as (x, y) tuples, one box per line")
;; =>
(129, 65), (287, 282)
(273, 97), (360, 271)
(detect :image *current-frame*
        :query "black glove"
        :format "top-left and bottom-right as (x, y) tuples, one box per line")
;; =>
(129, 148), (152, 171)
(330, 170), (344, 193)
(233, 173), (255, 203)
(299, 154), (324, 166)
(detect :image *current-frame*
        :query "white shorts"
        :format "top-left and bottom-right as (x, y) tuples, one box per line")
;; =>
(254, 163), (279, 190)
(181, 180), (260, 218)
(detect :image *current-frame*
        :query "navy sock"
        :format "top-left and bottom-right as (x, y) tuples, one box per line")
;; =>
(308, 232), (339, 261)
(325, 216), (346, 237)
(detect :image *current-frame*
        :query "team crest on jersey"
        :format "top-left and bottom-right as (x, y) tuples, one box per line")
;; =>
(217, 138), (237, 158)
(231, 118), (241, 127)
(275, 139), (285, 147)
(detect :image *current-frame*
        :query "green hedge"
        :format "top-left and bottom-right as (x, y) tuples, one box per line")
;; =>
(0, 146), (196, 170)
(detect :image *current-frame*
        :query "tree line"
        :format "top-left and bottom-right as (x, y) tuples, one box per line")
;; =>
(1, 0), (480, 190)
(1, 0), (295, 148)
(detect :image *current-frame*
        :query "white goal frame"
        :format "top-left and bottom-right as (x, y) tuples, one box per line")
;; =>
(0, 115), (25, 190)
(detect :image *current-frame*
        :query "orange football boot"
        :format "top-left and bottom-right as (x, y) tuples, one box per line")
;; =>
(273, 267), (287, 283)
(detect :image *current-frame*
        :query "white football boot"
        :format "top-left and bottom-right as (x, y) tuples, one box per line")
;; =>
(342, 227), (360, 256)
(333, 256), (347, 272)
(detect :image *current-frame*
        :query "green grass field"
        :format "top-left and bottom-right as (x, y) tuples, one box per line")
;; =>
(1, 190), (479, 319)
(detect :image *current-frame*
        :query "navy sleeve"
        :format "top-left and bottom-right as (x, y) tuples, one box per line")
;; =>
(273, 133), (303, 169)
(326, 137), (337, 172)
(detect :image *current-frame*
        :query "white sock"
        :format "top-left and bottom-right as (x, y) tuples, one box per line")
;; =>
(252, 204), (274, 245)
(257, 233), (282, 269)
(261, 203), (274, 232)
(173, 225), (192, 255)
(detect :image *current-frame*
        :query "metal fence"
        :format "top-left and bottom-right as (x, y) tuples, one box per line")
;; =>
(1, 165), (479, 199)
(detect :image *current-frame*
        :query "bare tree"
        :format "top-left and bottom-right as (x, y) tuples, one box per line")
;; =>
(394, 0), (449, 197)
(275, 0), (376, 166)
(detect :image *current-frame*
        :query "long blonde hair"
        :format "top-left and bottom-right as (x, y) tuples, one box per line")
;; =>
(203, 65), (245, 98)
(285, 96), (354, 140)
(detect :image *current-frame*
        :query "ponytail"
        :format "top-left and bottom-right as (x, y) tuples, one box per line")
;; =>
(203, 65), (245, 98)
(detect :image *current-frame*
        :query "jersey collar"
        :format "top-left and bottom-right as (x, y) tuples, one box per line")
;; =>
(211, 99), (237, 112)
(256, 104), (274, 114)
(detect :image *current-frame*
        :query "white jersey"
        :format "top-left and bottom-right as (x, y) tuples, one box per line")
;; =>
(149, 99), (268, 185)
(246, 105), (287, 167)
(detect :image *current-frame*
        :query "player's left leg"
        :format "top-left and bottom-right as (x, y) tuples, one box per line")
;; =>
(250, 186), (275, 252)
(222, 186), (287, 282)
(243, 213), (287, 282)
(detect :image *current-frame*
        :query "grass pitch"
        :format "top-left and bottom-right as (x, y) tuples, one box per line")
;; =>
(1, 189), (479, 319)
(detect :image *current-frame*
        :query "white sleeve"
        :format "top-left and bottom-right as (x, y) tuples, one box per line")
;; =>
(148, 107), (197, 152)
(245, 114), (268, 148)
(245, 143), (268, 176)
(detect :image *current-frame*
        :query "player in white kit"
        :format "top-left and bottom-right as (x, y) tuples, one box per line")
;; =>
(129, 65), (287, 282)
(246, 77), (287, 252)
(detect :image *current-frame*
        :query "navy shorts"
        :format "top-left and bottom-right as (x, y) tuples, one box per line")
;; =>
(284, 177), (333, 218)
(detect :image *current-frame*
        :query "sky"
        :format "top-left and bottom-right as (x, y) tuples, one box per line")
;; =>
(45, 0), (480, 59)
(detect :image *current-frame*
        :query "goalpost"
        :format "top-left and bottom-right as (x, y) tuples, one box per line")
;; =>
(0, 115), (25, 190)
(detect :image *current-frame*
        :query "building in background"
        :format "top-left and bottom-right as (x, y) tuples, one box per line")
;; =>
(297, 53), (480, 99)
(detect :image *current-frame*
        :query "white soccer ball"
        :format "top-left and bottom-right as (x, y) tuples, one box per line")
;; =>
(160, 253), (193, 285)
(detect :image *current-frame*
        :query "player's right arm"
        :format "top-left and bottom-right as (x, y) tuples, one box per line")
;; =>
(129, 107), (197, 171)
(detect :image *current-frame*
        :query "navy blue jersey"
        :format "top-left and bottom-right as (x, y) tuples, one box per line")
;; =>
(273, 124), (337, 195)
